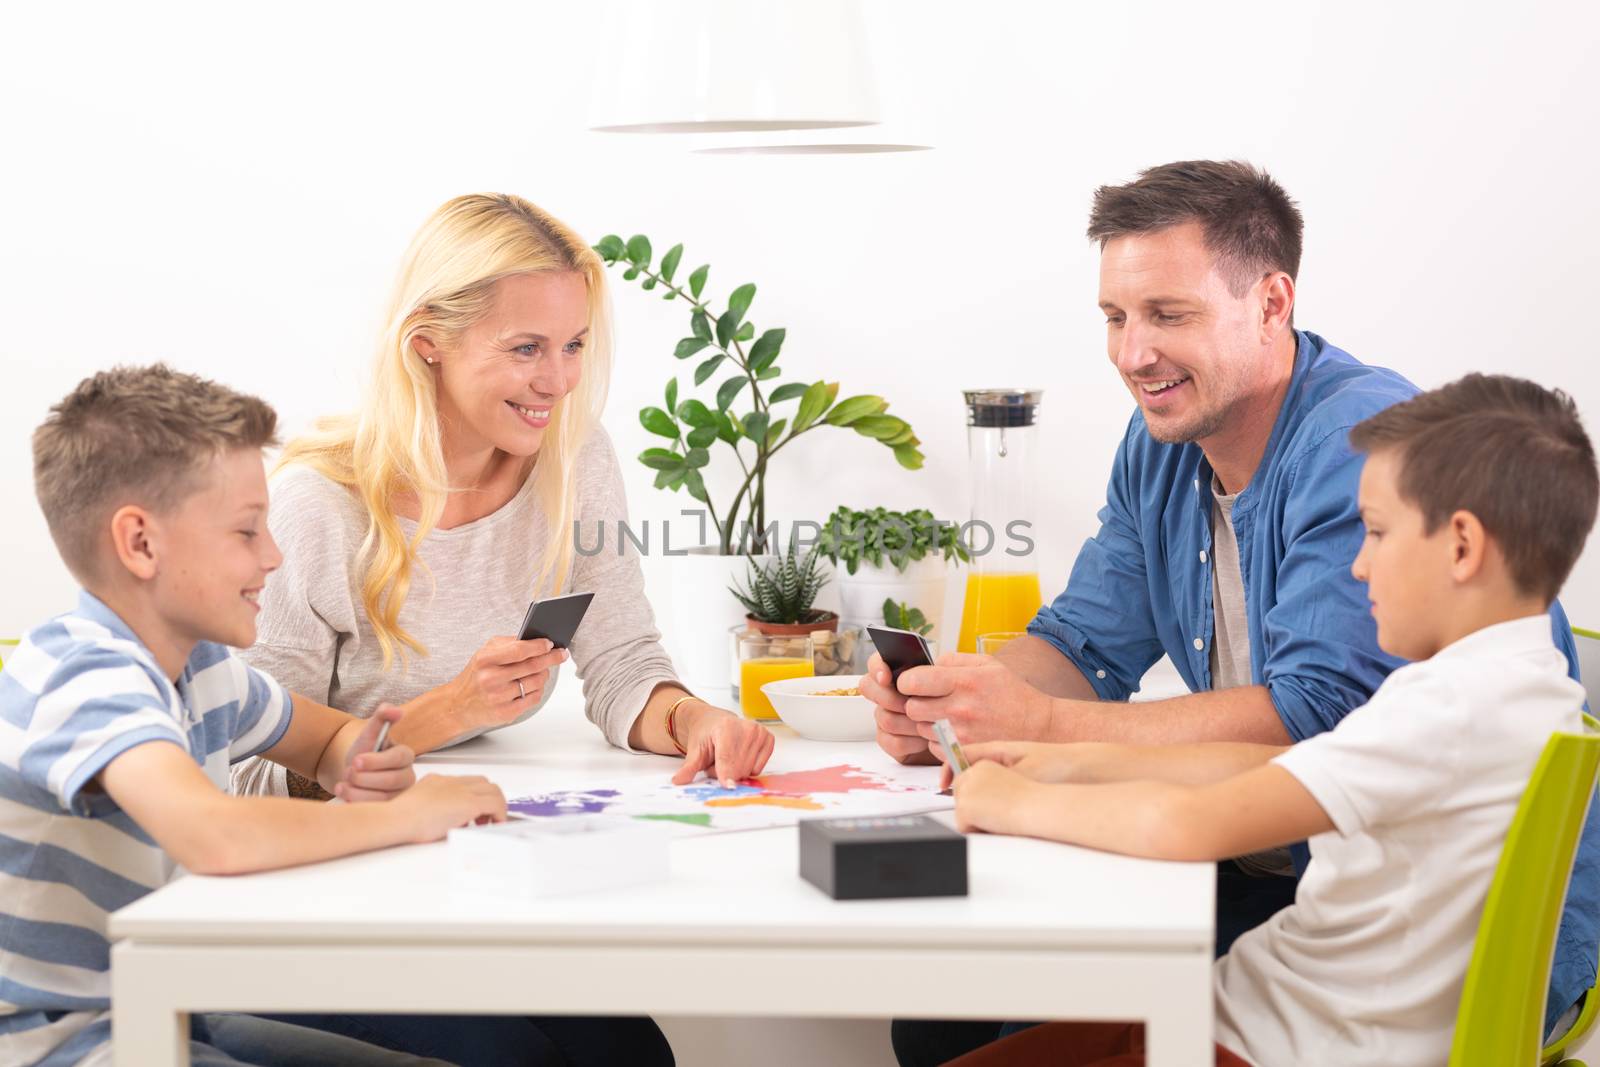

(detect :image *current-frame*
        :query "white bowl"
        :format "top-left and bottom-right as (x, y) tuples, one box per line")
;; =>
(761, 674), (876, 741)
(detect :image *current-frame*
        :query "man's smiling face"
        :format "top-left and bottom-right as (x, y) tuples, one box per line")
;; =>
(1097, 221), (1270, 445)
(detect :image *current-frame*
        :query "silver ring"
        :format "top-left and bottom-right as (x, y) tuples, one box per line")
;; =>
(517, 678), (527, 701)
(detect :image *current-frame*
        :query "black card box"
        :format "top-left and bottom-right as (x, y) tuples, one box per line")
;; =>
(799, 814), (968, 900)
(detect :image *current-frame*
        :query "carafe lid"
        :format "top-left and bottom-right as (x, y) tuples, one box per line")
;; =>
(963, 388), (1043, 428)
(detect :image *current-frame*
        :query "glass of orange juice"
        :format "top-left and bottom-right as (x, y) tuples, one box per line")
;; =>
(735, 632), (815, 721)
(977, 630), (1028, 656)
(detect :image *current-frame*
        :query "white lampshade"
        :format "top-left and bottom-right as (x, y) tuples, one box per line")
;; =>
(589, 0), (880, 134)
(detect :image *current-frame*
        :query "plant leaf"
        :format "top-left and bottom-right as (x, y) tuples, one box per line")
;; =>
(622, 266), (641, 281)
(639, 407), (678, 438)
(694, 353), (725, 385)
(715, 411), (739, 444)
(653, 468), (676, 490)
(893, 443), (925, 470)
(748, 328), (785, 372)
(727, 283), (756, 324)
(686, 425), (718, 448)
(639, 447), (683, 470)
(593, 234), (625, 261)
(683, 447), (711, 469)
(852, 414), (907, 440)
(689, 264), (709, 299)
(685, 468), (708, 502)
(825, 395), (887, 426)
(625, 235), (652, 267)
(735, 322), (755, 342)
(665, 378), (678, 413)
(715, 309), (740, 349)
(765, 418), (787, 449)
(769, 382), (808, 404)
(675, 337), (710, 360)
(756, 366), (781, 380)
(742, 412), (770, 443)
(676, 399), (714, 427)
(660, 243), (683, 283)
(792, 381), (831, 434)
(716, 375), (747, 411)
(691, 310), (712, 341)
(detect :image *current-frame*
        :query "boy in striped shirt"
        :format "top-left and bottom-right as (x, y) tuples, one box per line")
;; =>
(0, 365), (505, 1066)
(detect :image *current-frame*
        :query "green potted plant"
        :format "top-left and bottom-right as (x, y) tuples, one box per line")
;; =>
(729, 542), (837, 636)
(594, 233), (926, 690)
(816, 505), (968, 640)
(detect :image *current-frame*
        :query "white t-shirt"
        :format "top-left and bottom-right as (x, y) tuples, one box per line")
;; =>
(1214, 614), (1585, 1066)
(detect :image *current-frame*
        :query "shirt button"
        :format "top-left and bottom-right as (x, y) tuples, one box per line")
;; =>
(1096, 669), (1106, 679)
(1193, 637), (1204, 650)
(1199, 550), (1208, 563)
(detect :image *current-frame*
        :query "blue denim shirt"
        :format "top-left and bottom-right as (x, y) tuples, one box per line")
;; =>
(1029, 329), (1594, 1028)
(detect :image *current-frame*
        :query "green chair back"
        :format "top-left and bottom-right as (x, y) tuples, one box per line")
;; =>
(1451, 713), (1600, 1066)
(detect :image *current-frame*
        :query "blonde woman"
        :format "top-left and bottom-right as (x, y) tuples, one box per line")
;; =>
(235, 193), (775, 1065)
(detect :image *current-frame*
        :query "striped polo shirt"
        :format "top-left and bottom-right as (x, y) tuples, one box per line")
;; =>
(0, 591), (291, 1066)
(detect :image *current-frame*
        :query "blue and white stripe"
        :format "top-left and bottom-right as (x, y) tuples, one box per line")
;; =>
(0, 591), (291, 1065)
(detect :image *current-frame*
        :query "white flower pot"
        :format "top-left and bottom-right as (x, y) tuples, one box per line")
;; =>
(666, 546), (775, 692)
(835, 556), (949, 641)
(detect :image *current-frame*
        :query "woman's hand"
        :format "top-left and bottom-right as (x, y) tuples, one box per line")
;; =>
(671, 702), (776, 789)
(444, 636), (568, 735)
(335, 704), (417, 803)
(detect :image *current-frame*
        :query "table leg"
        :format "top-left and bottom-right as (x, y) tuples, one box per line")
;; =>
(111, 942), (190, 1067)
(1142, 953), (1214, 1067)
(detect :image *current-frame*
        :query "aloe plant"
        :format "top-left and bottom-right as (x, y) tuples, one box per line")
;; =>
(729, 543), (831, 626)
(594, 233), (924, 555)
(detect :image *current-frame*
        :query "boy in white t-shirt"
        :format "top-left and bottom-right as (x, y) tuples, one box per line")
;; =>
(0, 365), (506, 1066)
(942, 373), (1599, 1067)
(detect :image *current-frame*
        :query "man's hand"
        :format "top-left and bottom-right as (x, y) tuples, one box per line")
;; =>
(865, 651), (1057, 764)
(671, 703), (776, 788)
(335, 704), (416, 803)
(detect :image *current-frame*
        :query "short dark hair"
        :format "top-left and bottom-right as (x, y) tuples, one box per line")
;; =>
(1349, 374), (1598, 602)
(1086, 160), (1304, 296)
(33, 364), (279, 581)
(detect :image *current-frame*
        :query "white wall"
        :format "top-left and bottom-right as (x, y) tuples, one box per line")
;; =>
(3, 0), (1599, 639)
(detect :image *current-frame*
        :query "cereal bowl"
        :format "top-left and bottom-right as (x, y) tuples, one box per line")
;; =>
(760, 674), (876, 741)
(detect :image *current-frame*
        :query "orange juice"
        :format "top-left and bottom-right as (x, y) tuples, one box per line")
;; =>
(957, 572), (1043, 653)
(739, 656), (814, 720)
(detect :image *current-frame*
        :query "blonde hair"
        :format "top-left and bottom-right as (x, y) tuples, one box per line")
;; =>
(279, 194), (613, 666)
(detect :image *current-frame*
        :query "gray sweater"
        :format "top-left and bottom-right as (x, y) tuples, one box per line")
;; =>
(232, 427), (679, 797)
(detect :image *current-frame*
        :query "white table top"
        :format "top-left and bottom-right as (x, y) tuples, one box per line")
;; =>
(112, 686), (1215, 953)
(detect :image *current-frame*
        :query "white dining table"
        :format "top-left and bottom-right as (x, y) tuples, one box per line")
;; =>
(110, 685), (1216, 1066)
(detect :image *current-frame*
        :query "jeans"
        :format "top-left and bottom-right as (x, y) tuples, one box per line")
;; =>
(194, 1014), (452, 1066)
(261, 1012), (675, 1067)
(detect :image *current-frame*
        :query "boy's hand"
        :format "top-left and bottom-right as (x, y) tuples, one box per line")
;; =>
(393, 774), (508, 842)
(938, 740), (1091, 789)
(335, 704), (416, 804)
(951, 760), (1038, 835)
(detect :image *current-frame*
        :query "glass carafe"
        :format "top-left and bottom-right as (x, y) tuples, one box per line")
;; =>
(956, 389), (1045, 653)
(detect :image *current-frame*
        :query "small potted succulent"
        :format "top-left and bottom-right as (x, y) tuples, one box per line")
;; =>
(816, 506), (969, 640)
(729, 542), (837, 636)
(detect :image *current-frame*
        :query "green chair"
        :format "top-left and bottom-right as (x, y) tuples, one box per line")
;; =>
(1451, 712), (1600, 1066)
(1539, 628), (1600, 1064)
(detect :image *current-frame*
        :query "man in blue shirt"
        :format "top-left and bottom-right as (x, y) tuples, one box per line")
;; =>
(867, 160), (1595, 1066)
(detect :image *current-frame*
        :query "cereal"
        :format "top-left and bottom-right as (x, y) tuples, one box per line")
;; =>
(810, 686), (862, 697)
